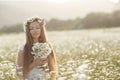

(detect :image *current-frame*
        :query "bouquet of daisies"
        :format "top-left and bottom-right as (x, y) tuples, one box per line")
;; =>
(31, 42), (52, 60)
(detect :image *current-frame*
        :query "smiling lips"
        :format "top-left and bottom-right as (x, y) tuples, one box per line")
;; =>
(33, 32), (39, 36)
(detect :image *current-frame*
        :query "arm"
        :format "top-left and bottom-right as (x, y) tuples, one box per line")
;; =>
(28, 58), (48, 71)
(48, 43), (58, 80)
(16, 50), (24, 78)
(16, 47), (47, 79)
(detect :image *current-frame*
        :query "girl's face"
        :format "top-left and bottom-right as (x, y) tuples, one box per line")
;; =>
(29, 21), (41, 40)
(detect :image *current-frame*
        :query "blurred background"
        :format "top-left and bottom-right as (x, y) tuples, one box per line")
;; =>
(0, 0), (120, 33)
(0, 0), (120, 80)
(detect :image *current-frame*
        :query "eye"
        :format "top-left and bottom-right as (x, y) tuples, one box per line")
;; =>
(29, 28), (33, 30)
(29, 27), (40, 30)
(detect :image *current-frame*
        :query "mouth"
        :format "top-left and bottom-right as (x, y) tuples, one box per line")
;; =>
(32, 33), (40, 37)
(33, 32), (39, 35)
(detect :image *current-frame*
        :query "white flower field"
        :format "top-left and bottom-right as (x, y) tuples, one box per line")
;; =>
(0, 28), (120, 80)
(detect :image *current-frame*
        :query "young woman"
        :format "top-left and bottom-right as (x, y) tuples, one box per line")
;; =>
(16, 17), (58, 80)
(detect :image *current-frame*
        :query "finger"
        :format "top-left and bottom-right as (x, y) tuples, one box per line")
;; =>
(41, 58), (47, 60)
(39, 58), (47, 62)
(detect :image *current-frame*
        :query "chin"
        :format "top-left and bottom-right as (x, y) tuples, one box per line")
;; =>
(32, 36), (39, 39)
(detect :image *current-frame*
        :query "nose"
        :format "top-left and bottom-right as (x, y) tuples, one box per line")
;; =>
(33, 28), (38, 31)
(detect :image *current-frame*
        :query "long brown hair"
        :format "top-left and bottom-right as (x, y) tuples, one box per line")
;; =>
(23, 17), (48, 77)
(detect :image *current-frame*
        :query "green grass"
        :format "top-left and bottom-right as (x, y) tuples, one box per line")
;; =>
(0, 28), (120, 80)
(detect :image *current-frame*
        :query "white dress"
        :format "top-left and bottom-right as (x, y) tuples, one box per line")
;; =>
(27, 68), (46, 80)
(18, 45), (48, 80)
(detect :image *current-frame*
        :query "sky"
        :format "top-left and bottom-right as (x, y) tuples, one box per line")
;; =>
(0, 0), (120, 27)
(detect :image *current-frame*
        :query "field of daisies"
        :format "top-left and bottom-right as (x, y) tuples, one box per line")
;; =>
(0, 28), (120, 80)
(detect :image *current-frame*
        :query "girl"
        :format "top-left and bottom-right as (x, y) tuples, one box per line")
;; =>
(16, 17), (58, 80)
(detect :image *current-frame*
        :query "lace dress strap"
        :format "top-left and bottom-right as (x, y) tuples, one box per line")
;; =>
(18, 45), (25, 52)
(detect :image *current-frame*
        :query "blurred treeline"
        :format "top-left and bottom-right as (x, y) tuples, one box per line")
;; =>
(0, 10), (120, 34)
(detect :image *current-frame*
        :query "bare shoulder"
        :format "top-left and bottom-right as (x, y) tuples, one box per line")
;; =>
(17, 50), (24, 58)
(16, 48), (24, 66)
(17, 45), (25, 58)
(17, 45), (25, 54)
(16, 44), (25, 67)
(18, 50), (24, 54)
(18, 45), (25, 52)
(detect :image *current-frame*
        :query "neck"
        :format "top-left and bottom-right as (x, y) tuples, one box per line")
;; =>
(33, 39), (39, 43)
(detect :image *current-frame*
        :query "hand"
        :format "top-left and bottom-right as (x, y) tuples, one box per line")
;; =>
(34, 58), (48, 67)
(29, 58), (48, 72)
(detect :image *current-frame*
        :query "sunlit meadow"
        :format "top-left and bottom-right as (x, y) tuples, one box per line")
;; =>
(0, 28), (120, 80)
